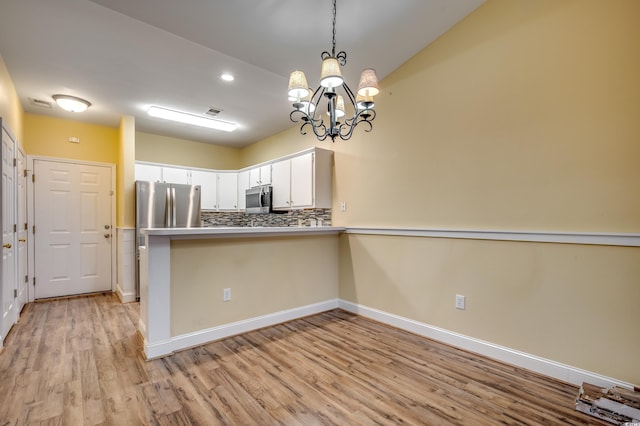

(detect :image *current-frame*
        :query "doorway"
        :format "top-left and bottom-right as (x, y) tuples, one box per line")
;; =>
(31, 158), (114, 299)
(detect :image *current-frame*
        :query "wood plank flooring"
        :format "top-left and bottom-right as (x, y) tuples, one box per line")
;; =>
(0, 293), (606, 425)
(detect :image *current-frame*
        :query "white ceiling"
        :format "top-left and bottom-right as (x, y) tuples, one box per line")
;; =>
(0, 0), (484, 148)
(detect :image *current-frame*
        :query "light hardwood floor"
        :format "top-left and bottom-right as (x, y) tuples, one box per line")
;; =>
(0, 293), (605, 425)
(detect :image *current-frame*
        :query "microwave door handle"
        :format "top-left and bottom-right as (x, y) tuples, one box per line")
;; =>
(258, 186), (264, 208)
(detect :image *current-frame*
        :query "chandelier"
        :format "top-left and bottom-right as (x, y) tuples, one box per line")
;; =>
(288, 0), (379, 142)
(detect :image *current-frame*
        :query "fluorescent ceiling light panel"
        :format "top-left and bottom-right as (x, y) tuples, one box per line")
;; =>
(148, 106), (237, 132)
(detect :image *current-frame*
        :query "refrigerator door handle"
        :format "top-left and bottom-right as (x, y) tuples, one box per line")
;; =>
(165, 187), (172, 228)
(171, 187), (177, 227)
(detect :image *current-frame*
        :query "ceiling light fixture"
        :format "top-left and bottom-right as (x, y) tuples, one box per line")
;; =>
(288, 0), (379, 142)
(220, 73), (234, 82)
(52, 94), (91, 112)
(148, 106), (237, 132)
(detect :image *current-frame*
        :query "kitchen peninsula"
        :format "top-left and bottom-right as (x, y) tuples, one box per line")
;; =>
(138, 226), (344, 359)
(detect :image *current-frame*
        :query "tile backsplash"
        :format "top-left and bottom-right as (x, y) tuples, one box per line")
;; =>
(201, 209), (332, 228)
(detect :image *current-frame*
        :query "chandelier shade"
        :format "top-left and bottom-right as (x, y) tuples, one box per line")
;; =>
(288, 0), (379, 142)
(288, 71), (310, 99)
(357, 68), (380, 97)
(320, 58), (344, 88)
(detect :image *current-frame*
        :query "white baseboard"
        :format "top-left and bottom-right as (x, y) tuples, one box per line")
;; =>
(338, 300), (634, 390)
(116, 284), (137, 303)
(144, 299), (340, 359)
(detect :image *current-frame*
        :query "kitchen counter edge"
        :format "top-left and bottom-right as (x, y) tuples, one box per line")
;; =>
(140, 226), (346, 240)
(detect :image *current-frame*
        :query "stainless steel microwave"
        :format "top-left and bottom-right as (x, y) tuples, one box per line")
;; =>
(246, 185), (272, 214)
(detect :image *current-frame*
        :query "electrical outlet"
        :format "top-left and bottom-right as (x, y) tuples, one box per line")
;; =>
(223, 288), (231, 302)
(340, 201), (347, 212)
(455, 294), (466, 310)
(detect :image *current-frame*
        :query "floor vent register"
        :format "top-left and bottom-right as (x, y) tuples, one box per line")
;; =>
(576, 382), (640, 424)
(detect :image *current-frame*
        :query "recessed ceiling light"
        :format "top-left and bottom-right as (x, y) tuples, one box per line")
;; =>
(220, 73), (235, 82)
(148, 106), (237, 132)
(52, 94), (91, 112)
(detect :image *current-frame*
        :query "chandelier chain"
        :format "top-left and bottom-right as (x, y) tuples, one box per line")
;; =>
(331, 0), (337, 57)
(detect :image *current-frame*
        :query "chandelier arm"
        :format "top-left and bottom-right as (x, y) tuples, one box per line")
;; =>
(342, 82), (357, 108)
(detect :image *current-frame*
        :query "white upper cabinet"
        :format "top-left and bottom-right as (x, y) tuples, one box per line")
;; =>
(190, 170), (217, 210)
(290, 153), (314, 208)
(249, 164), (272, 187)
(237, 170), (250, 211)
(217, 172), (238, 210)
(135, 163), (163, 182)
(271, 160), (291, 209)
(161, 167), (190, 184)
(271, 148), (333, 211)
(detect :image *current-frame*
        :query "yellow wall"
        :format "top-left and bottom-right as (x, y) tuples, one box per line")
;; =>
(0, 54), (23, 143)
(244, 0), (640, 385)
(136, 132), (241, 170)
(170, 235), (339, 336)
(23, 113), (118, 164)
(118, 116), (136, 228)
(249, 0), (640, 232)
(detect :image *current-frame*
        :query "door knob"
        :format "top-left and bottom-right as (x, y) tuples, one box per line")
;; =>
(3, 243), (12, 249)
(104, 225), (111, 230)
(104, 234), (111, 238)
(18, 238), (26, 242)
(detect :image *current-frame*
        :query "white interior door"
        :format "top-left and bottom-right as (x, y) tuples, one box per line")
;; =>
(34, 160), (113, 299)
(16, 148), (27, 311)
(1, 127), (17, 341)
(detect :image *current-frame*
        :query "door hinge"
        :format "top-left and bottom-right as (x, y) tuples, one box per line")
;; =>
(24, 223), (27, 230)
(23, 168), (27, 178)
(14, 289), (17, 298)
(32, 225), (36, 234)
(13, 158), (17, 167)
(13, 223), (17, 233)
(33, 277), (36, 286)
(32, 174), (35, 183)
(25, 274), (28, 283)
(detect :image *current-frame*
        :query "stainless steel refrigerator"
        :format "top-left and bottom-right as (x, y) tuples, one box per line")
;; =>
(135, 181), (201, 298)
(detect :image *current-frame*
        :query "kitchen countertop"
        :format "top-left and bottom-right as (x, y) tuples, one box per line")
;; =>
(140, 226), (345, 240)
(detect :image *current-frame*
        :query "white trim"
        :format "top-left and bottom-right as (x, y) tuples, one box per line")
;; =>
(144, 299), (339, 359)
(115, 228), (136, 303)
(338, 300), (635, 390)
(345, 227), (640, 247)
(115, 283), (136, 304)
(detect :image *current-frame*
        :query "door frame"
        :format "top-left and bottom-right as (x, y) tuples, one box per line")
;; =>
(26, 155), (116, 303)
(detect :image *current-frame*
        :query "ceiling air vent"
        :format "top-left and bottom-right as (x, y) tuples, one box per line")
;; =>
(29, 98), (52, 108)
(205, 107), (221, 117)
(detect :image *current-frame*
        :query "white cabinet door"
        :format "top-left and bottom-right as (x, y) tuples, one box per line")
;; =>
(249, 164), (272, 187)
(271, 159), (291, 209)
(162, 167), (190, 184)
(290, 152), (314, 208)
(237, 170), (250, 210)
(190, 170), (217, 210)
(217, 172), (238, 210)
(249, 167), (261, 187)
(135, 163), (163, 182)
(259, 164), (272, 185)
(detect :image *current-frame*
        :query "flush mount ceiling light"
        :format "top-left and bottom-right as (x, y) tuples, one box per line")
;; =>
(148, 106), (237, 132)
(219, 72), (235, 82)
(52, 94), (91, 112)
(288, 0), (379, 142)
